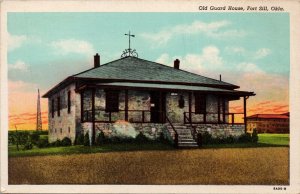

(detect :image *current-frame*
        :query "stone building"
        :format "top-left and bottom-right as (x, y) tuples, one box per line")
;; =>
(247, 113), (289, 133)
(43, 54), (255, 147)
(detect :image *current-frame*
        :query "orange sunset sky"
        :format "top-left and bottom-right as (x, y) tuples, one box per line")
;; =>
(7, 13), (289, 130)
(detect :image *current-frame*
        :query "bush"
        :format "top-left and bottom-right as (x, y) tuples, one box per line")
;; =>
(75, 133), (84, 145)
(84, 132), (90, 146)
(238, 133), (252, 143)
(54, 139), (62, 147)
(224, 135), (236, 144)
(201, 131), (213, 145)
(37, 138), (49, 148)
(61, 137), (72, 146)
(30, 132), (40, 145)
(23, 141), (33, 150)
(197, 133), (202, 147)
(96, 131), (105, 146)
(252, 129), (258, 143)
(135, 132), (149, 143)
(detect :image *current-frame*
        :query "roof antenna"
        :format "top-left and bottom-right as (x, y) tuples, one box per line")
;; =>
(121, 31), (138, 58)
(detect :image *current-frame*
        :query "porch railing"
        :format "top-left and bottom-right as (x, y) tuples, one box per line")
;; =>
(183, 112), (244, 125)
(82, 109), (166, 123)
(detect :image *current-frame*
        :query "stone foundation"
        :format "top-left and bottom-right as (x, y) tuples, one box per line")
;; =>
(195, 124), (245, 138)
(80, 122), (165, 141)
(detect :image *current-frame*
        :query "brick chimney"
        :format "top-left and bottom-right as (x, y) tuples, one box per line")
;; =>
(94, 53), (100, 68)
(174, 59), (180, 69)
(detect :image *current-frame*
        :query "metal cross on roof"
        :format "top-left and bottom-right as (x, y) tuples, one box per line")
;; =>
(121, 31), (138, 58)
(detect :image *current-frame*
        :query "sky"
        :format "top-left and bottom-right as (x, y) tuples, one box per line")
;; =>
(7, 12), (289, 130)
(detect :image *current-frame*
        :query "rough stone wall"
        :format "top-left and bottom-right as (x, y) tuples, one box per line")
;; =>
(195, 124), (245, 138)
(128, 90), (151, 122)
(48, 83), (76, 143)
(96, 121), (165, 140)
(166, 92), (189, 123)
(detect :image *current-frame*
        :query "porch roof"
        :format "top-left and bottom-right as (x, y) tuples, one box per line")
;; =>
(95, 82), (255, 96)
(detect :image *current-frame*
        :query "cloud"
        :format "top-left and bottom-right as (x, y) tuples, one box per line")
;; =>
(156, 45), (223, 72)
(8, 60), (29, 72)
(141, 20), (246, 46)
(254, 48), (271, 59)
(8, 33), (27, 51)
(50, 39), (95, 56)
(236, 62), (263, 74)
(225, 46), (246, 55)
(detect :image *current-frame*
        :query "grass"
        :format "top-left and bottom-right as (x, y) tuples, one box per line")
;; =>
(8, 147), (289, 185)
(8, 133), (289, 157)
(8, 142), (174, 157)
(258, 133), (289, 146)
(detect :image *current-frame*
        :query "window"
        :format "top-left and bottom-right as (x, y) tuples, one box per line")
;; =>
(55, 128), (57, 133)
(57, 96), (61, 117)
(68, 127), (70, 133)
(194, 93), (206, 114)
(105, 90), (119, 112)
(67, 91), (71, 114)
(60, 128), (62, 134)
(51, 99), (55, 118)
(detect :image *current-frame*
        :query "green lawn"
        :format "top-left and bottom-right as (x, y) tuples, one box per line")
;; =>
(8, 142), (174, 157)
(8, 133), (289, 157)
(258, 133), (289, 146)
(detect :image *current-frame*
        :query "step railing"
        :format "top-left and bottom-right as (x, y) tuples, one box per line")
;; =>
(165, 115), (178, 148)
(184, 114), (197, 141)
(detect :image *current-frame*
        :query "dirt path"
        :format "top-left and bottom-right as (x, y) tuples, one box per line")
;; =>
(8, 147), (289, 185)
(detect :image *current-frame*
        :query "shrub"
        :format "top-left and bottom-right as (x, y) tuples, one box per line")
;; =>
(224, 135), (236, 144)
(96, 131), (105, 146)
(61, 137), (72, 146)
(84, 132), (90, 146)
(238, 133), (252, 143)
(37, 138), (49, 148)
(30, 132), (40, 145)
(23, 141), (33, 150)
(75, 133), (84, 145)
(252, 129), (258, 143)
(54, 139), (62, 147)
(201, 131), (213, 145)
(197, 133), (202, 147)
(135, 132), (149, 143)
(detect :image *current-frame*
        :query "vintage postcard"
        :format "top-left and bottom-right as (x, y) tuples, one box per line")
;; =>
(1, 0), (300, 193)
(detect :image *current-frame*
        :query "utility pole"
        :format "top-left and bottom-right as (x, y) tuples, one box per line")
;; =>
(36, 89), (42, 131)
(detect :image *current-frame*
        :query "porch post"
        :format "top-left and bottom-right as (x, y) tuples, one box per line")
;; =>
(222, 98), (226, 124)
(243, 96), (248, 133)
(125, 90), (128, 121)
(217, 96), (220, 123)
(189, 92), (192, 123)
(91, 88), (96, 145)
(80, 91), (84, 122)
(159, 91), (163, 123)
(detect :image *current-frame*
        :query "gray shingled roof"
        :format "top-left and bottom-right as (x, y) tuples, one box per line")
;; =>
(74, 56), (238, 88)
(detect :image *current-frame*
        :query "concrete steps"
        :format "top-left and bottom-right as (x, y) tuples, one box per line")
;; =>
(165, 124), (198, 148)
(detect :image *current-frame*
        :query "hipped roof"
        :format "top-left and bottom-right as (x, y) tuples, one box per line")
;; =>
(43, 56), (254, 98)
